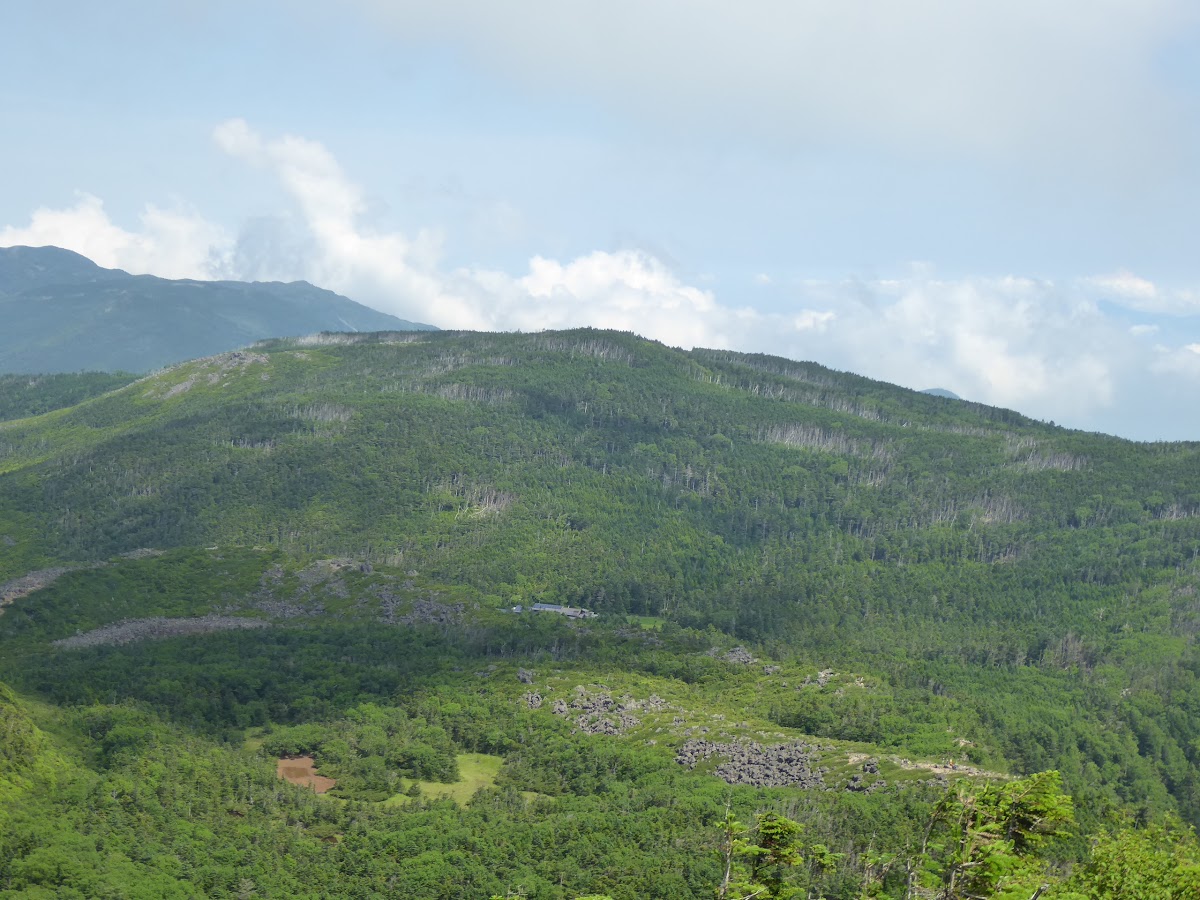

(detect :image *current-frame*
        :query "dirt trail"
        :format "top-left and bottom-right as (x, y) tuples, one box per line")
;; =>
(848, 752), (1007, 780)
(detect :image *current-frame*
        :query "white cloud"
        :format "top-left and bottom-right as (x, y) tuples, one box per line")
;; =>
(215, 118), (456, 322)
(1084, 270), (1200, 315)
(1086, 269), (1158, 302)
(793, 310), (834, 331)
(0, 193), (230, 280)
(212, 120), (759, 340)
(1151, 342), (1200, 379)
(774, 275), (1125, 419)
(433, 250), (749, 350)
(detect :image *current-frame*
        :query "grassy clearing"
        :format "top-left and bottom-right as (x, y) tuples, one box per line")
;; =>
(385, 752), (503, 805)
(242, 727), (267, 754)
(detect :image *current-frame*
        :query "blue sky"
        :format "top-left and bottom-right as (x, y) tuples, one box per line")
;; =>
(4, 1), (1200, 439)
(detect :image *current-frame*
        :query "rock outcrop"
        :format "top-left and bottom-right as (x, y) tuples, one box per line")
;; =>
(53, 615), (270, 649)
(675, 739), (826, 789)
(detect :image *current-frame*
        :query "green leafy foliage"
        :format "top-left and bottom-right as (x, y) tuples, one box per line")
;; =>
(1069, 821), (1200, 899)
(716, 811), (808, 899)
(921, 772), (1075, 899)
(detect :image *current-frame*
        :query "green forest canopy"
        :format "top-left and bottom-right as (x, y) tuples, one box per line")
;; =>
(1, 328), (1199, 897)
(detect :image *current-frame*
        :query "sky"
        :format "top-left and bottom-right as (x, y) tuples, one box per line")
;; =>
(4, 1), (1200, 440)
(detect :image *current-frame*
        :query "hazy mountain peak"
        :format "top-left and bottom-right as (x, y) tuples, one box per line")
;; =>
(0, 246), (435, 374)
(921, 387), (962, 400)
(0, 244), (127, 295)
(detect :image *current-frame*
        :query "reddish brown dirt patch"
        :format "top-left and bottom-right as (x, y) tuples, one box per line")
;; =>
(276, 756), (336, 793)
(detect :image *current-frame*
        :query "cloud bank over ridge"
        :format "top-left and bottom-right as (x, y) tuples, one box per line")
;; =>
(3, 119), (1200, 440)
(351, 0), (1194, 176)
(0, 193), (230, 282)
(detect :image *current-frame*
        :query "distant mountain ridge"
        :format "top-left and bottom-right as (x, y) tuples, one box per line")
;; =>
(921, 387), (962, 400)
(0, 246), (435, 374)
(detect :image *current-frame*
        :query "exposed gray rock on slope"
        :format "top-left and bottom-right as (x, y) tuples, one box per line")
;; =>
(53, 615), (269, 649)
(675, 739), (827, 789)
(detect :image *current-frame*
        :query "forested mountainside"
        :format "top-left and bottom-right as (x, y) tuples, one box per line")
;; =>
(2, 328), (1199, 898)
(0, 372), (138, 422)
(0, 246), (434, 374)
